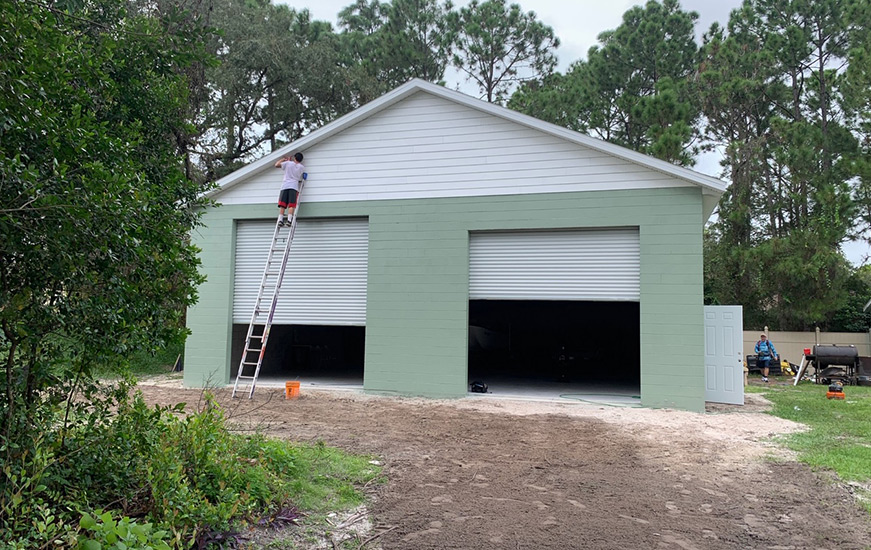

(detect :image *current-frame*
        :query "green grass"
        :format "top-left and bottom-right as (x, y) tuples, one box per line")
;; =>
(94, 341), (184, 378)
(244, 438), (381, 514)
(756, 382), (871, 483)
(128, 341), (184, 376)
(233, 438), (382, 549)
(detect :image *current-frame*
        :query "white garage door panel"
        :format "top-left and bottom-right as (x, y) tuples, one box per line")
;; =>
(470, 229), (640, 301)
(233, 219), (368, 325)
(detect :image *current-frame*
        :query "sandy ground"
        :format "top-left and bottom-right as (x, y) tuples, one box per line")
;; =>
(137, 379), (871, 549)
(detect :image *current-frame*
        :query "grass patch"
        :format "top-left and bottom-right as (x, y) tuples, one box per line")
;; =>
(127, 340), (183, 376)
(95, 341), (183, 378)
(129, 342), (183, 376)
(242, 438), (379, 514)
(756, 382), (871, 483)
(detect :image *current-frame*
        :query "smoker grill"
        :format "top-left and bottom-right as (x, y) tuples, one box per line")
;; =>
(808, 345), (860, 385)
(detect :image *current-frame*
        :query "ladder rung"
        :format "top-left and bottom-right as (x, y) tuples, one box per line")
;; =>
(241, 361), (258, 366)
(245, 348), (261, 353)
(237, 375), (256, 380)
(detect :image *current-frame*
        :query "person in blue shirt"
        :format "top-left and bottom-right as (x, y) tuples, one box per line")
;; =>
(754, 333), (778, 383)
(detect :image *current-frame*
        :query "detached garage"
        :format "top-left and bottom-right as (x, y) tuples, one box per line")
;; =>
(184, 79), (726, 411)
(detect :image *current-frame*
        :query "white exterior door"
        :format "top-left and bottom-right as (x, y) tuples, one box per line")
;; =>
(704, 305), (744, 405)
(469, 229), (640, 301)
(233, 218), (369, 326)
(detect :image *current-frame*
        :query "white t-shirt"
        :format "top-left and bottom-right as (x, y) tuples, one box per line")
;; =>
(280, 161), (305, 191)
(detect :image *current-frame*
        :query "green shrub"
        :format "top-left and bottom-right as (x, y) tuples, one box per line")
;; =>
(144, 395), (298, 543)
(77, 511), (171, 550)
(1, 384), (379, 549)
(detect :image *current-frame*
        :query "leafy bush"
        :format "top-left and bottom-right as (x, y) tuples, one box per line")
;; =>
(0, 0), (378, 547)
(77, 511), (171, 550)
(0, 385), (379, 549)
(143, 395), (296, 543)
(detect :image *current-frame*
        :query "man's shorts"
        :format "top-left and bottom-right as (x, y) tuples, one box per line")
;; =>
(278, 189), (298, 208)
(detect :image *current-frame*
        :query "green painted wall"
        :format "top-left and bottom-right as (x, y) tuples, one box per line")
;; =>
(185, 187), (705, 411)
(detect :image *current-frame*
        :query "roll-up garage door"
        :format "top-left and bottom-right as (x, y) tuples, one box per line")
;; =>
(469, 228), (640, 301)
(233, 218), (368, 325)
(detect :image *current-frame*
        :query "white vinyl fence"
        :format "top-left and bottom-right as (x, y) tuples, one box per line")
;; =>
(743, 329), (871, 364)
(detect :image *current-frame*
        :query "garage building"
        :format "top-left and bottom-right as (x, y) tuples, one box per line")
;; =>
(183, 79), (726, 411)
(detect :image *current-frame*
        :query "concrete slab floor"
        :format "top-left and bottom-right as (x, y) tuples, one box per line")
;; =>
(252, 374), (641, 407)
(469, 374), (641, 406)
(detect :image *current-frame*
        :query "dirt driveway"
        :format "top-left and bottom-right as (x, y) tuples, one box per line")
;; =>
(138, 384), (871, 549)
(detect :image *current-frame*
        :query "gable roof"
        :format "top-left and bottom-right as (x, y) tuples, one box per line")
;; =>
(210, 79), (727, 198)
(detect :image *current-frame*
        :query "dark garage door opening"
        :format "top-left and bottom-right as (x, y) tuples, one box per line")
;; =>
(231, 325), (364, 386)
(469, 300), (639, 396)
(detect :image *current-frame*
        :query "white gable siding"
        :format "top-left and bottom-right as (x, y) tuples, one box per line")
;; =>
(215, 92), (692, 205)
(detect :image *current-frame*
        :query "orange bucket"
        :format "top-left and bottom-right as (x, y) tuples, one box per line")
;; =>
(285, 381), (300, 399)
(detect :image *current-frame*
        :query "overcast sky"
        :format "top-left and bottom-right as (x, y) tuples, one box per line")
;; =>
(275, 0), (743, 72)
(273, 0), (869, 264)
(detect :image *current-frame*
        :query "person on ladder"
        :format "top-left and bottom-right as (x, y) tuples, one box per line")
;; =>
(274, 151), (305, 226)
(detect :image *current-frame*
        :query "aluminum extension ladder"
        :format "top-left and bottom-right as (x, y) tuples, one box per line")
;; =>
(232, 173), (306, 398)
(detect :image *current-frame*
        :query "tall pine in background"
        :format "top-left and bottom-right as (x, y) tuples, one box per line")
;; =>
(701, 0), (865, 330)
(510, 0), (700, 165)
